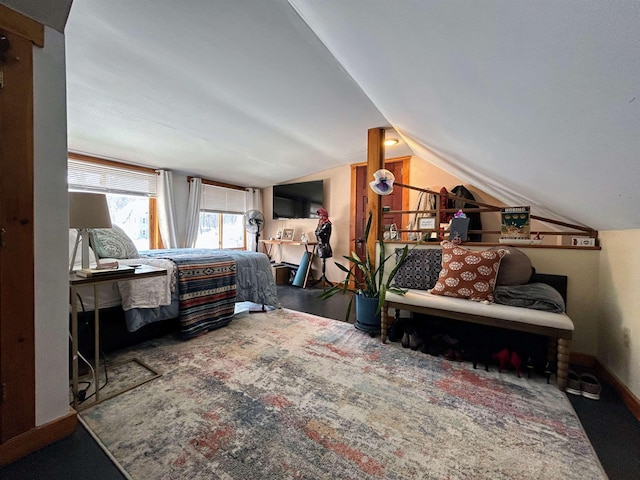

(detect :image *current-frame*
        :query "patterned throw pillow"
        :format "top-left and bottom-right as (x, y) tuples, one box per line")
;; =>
(393, 248), (443, 290)
(430, 241), (506, 301)
(89, 225), (139, 259)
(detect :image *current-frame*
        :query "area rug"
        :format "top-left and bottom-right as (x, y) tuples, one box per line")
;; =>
(81, 308), (607, 480)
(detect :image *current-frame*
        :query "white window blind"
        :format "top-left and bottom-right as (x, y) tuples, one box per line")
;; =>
(200, 184), (246, 214)
(68, 159), (158, 196)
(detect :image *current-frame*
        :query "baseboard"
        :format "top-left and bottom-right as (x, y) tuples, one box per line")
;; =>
(594, 362), (640, 423)
(0, 409), (77, 466)
(570, 352), (640, 423)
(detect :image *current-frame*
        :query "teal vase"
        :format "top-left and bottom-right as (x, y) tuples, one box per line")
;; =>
(355, 295), (381, 335)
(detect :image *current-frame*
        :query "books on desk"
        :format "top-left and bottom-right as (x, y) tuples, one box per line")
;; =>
(75, 265), (136, 278)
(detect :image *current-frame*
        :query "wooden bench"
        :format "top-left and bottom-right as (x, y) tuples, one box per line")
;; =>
(381, 277), (574, 391)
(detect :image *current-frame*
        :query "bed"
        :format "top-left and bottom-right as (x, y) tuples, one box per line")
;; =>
(70, 229), (279, 347)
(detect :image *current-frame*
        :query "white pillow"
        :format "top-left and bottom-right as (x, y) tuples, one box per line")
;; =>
(69, 229), (98, 269)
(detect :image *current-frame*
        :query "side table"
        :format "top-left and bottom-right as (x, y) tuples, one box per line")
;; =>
(69, 265), (167, 411)
(259, 239), (317, 288)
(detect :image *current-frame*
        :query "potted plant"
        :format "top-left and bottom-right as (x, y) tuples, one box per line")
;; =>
(319, 213), (410, 333)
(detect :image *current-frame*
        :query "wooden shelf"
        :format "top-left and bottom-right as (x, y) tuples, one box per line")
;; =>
(379, 182), (598, 247)
(382, 240), (600, 250)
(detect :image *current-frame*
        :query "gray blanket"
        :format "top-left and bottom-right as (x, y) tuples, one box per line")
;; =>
(493, 283), (565, 313)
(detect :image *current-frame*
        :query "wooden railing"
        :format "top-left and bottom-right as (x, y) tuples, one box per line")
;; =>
(385, 181), (598, 245)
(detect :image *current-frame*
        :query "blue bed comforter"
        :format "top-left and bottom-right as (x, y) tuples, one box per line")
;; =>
(123, 249), (279, 332)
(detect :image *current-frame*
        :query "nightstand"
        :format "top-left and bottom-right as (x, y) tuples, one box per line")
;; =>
(69, 265), (167, 411)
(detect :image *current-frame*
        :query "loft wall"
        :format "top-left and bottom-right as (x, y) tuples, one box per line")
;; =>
(33, 26), (69, 425)
(262, 164), (352, 283)
(597, 229), (640, 401)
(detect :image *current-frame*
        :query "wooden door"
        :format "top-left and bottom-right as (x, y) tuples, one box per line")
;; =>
(351, 158), (408, 285)
(0, 24), (36, 442)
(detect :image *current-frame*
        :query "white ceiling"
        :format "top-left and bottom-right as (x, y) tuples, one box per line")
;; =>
(7, 1), (640, 231)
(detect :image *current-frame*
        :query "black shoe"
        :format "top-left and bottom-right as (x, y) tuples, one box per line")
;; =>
(388, 319), (404, 342)
(401, 331), (410, 348)
(409, 332), (424, 351)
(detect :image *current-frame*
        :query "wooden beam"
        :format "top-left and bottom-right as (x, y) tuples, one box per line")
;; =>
(366, 128), (384, 263)
(0, 4), (44, 47)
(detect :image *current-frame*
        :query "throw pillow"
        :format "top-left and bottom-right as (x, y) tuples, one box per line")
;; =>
(393, 248), (442, 290)
(490, 246), (533, 286)
(90, 225), (139, 259)
(431, 241), (506, 301)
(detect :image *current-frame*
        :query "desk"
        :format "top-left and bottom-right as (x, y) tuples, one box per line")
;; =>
(259, 240), (317, 288)
(70, 265), (167, 411)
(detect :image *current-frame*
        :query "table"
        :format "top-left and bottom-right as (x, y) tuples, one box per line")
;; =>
(69, 265), (167, 411)
(259, 239), (317, 288)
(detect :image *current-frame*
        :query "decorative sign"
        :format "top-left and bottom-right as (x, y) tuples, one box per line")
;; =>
(418, 217), (436, 229)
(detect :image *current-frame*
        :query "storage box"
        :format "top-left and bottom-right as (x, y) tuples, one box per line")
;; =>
(273, 266), (290, 285)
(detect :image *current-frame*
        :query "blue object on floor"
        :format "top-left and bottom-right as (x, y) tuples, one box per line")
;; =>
(292, 252), (310, 287)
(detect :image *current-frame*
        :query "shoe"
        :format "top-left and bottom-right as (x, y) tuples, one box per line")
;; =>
(580, 373), (601, 400)
(566, 370), (581, 396)
(544, 362), (555, 384)
(441, 334), (459, 346)
(492, 348), (510, 372)
(388, 319), (405, 342)
(525, 357), (536, 379)
(409, 332), (424, 351)
(401, 331), (410, 349)
(510, 351), (522, 378)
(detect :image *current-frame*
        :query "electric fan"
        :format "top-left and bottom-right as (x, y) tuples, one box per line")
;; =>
(244, 209), (265, 251)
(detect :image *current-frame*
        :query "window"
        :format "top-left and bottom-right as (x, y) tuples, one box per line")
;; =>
(195, 183), (247, 249)
(105, 194), (151, 251)
(68, 154), (160, 250)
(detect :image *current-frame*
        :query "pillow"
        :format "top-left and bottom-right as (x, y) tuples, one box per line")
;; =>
(89, 225), (139, 259)
(69, 229), (98, 268)
(430, 241), (506, 302)
(490, 246), (533, 286)
(393, 248), (442, 290)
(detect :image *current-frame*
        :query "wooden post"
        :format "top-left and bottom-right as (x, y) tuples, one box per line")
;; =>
(366, 128), (384, 263)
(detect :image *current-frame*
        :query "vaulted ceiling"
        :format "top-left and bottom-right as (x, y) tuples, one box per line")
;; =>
(5, 1), (640, 231)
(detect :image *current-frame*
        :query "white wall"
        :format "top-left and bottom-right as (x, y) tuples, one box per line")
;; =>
(263, 164), (353, 282)
(525, 248), (600, 355)
(33, 27), (69, 424)
(597, 230), (640, 400)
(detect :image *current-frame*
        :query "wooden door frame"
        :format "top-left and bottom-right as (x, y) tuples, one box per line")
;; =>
(1, 7), (76, 466)
(0, 7), (38, 445)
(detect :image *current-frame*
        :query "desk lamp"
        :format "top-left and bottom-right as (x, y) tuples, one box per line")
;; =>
(69, 192), (112, 272)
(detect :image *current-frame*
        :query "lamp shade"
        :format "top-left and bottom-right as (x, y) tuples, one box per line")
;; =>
(69, 192), (112, 229)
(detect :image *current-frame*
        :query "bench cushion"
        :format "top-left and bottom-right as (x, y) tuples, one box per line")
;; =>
(386, 289), (574, 333)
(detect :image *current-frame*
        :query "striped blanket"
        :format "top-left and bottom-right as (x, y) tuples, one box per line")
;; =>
(171, 255), (237, 339)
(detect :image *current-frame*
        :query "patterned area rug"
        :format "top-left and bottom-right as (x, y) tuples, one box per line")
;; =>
(81, 309), (606, 479)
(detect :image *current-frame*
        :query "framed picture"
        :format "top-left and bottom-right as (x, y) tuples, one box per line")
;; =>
(282, 228), (295, 241)
(418, 217), (436, 229)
